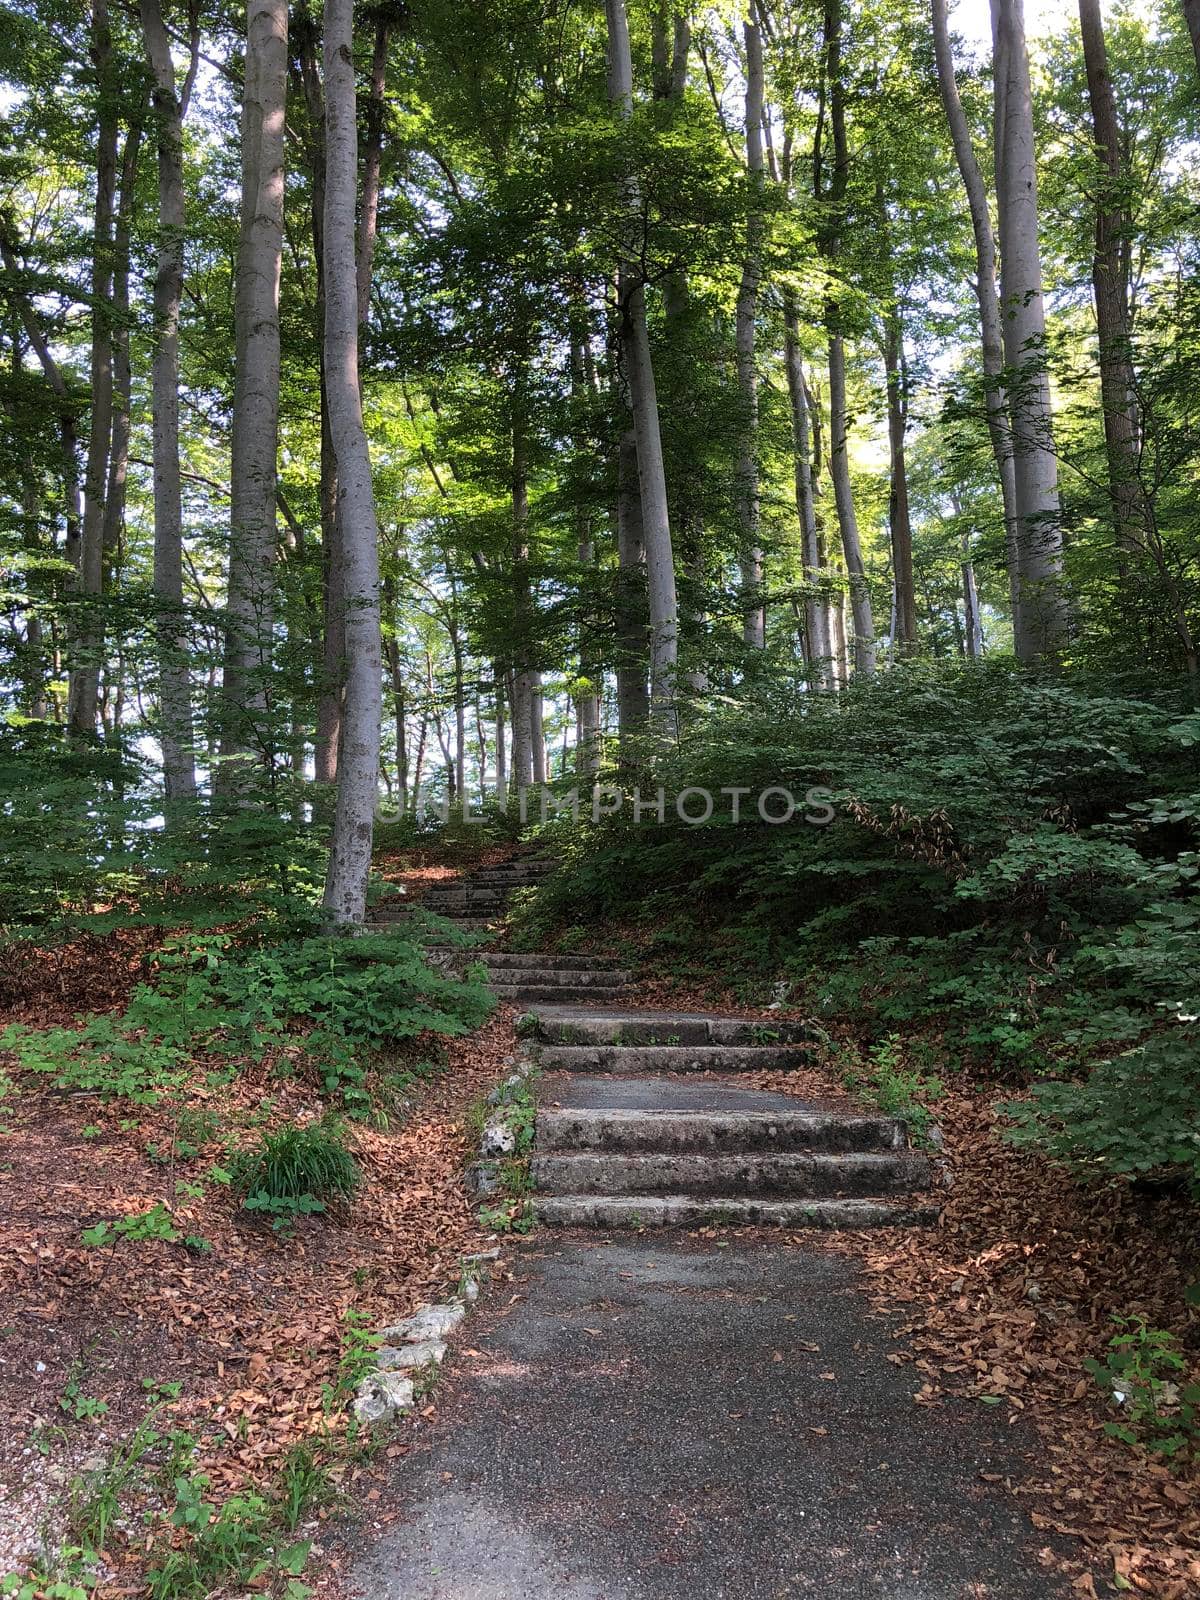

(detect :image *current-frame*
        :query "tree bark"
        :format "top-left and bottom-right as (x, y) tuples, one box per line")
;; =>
(141, 0), (198, 801)
(510, 421), (535, 795)
(819, 0), (875, 676)
(220, 0), (287, 788)
(606, 0), (679, 732)
(615, 426), (651, 758)
(357, 10), (391, 324)
(735, 7), (765, 648)
(782, 307), (833, 685)
(991, 0), (1067, 661)
(883, 316), (918, 652)
(69, 0), (120, 737)
(493, 672), (508, 807)
(322, 0), (383, 925)
(1078, 0), (1148, 568)
(931, 0), (1021, 630)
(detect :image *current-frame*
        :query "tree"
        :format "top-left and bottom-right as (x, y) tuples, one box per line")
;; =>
(735, 6), (766, 649)
(991, 0), (1067, 661)
(322, 0), (383, 923)
(140, 0), (199, 802)
(220, 0), (287, 788)
(605, 0), (679, 731)
(930, 0), (1021, 632)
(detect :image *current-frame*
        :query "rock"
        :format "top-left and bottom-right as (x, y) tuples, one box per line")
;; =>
(353, 1371), (415, 1426)
(377, 1340), (447, 1371)
(481, 1118), (517, 1157)
(379, 1302), (466, 1343)
(466, 1161), (501, 1198)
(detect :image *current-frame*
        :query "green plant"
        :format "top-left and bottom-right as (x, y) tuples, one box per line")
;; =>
(146, 1473), (310, 1600)
(274, 1443), (334, 1532)
(1083, 1316), (1200, 1460)
(326, 1307), (381, 1405)
(57, 1362), (108, 1423)
(229, 1119), (359, 1229)
(840, 1035), (943, 1147)
(81, 1202), (181, 1250)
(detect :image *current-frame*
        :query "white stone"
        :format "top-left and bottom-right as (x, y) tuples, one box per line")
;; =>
(379, 1301), (466, 1343)
(481, 1118), (517, 1157)
(353, 1371), (415, 1425)
(377, 1340), (447, 1371)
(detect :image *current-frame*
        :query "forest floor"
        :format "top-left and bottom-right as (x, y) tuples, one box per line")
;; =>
(0, 850), (524, 1590)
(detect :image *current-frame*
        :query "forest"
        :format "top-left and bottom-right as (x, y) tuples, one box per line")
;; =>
(1, 0), (1200, 1592)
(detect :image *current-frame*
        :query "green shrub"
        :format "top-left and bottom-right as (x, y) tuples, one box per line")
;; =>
(1084, 1316), (1200, 1460)
(230, 1119), (359, 1225)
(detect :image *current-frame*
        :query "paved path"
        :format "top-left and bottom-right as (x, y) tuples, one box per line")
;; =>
(352, 1237), (1067, 1599)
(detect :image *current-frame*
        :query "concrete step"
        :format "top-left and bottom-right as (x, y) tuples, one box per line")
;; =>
(425, 888), (507, 907)
(466, 869), (555, 886)
(525, 1008), (813, 1047)
(532, 1044), (811, 1073)
(468, 952), (628, 972)
(484, 967), (632, 988)
(490, 984), (630, 1004)
(533, 1195), (940, 1229)
(530, 1150), (929, 1198)
(535, 1106), (907, 1155)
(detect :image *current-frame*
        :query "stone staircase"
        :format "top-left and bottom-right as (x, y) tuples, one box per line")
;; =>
(385, 849), (937, 1230)
(521, 1006), (937, 1229)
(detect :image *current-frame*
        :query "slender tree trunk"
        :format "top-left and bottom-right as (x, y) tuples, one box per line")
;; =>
(102, 118), (142, 591)
(735, 7), (765, 648)
(511, 422), (535, 795)
(991, 0), (1067, 661)
(570, 329), (603, 778)
(1078, 0), (1149, 569)
(494, 673), (508, 807)
(357, 11), (390, 324)
(141, 0), (198, 800)
(931, 0), (1021, 631)
(531, 677), (547, 784)
(221, 0), (287, 786)
(883, 317), (918, 652)
(783, 294), (833, 686)
(605, 0), (678, 732)
(615, 426), (651, 757)
(69, 0), (120, 736)
(963, 556), (984, 658)
(819, 0), (875, 676)
(322, 0), (383, 925)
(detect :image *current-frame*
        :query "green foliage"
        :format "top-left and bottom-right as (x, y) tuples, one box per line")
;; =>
(1084, 1317), (1200, 1461)
(81, 1202), (181, 1250)
(325, 1307), (382, 1407)
(839, 1034), (943, 1147)
(229, 1119), (359, 1227)
(146, 1473), (309, 1600)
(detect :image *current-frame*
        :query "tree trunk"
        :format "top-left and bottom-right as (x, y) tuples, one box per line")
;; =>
(141, 0), (198, 801)
(883, 316), (918, 652)
(357, 11), (390, 324)
(819, 0), (875, 677)
(931, 0), (1021, 631)
(783, 294), (833, 686)
(102, 117), (143, 593)
(494, 676), (508, 807)
(221, 0), (287, 789)
(322, 0), (383, 924)
(615, 426), (651, 757)
(735, 7), (765, 648)
(69, 0), (120, 737)
(531, 676), (547, 784)
(991, 0), (1067, 661)
(1078, 0), (1148, 567)
(511, 422), (535, 795)
(963, 556), (984, 658)
(605, 0), (678, 732)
